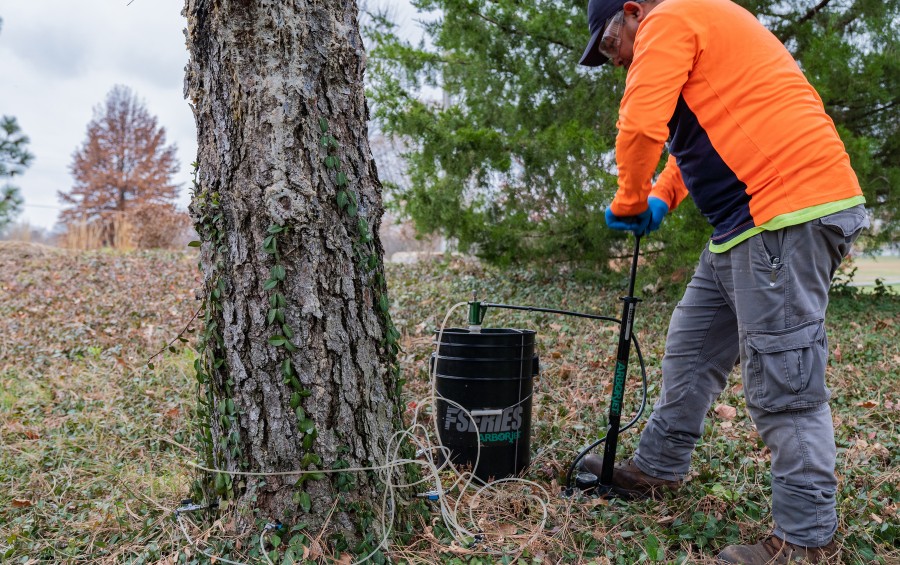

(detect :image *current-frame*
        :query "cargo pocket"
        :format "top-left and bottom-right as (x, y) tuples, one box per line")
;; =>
(814, 205), (870, 259)
(814, 206), (869, 241)
(745, 320), (830, 412)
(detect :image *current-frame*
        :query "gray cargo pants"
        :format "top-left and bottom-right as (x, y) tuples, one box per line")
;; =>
(633, 205), (869, 547)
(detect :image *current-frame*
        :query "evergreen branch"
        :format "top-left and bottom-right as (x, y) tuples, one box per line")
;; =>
(795, 0), (834, 28)
(469, 8), (577, 53)
(773, 0), (875, 46)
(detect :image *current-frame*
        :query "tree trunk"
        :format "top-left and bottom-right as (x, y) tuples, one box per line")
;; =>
(184, 0), (402, 541)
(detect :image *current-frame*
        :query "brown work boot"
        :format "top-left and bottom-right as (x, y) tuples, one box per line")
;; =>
(717, 534), (840, 564)
(578, 455), (681, 499)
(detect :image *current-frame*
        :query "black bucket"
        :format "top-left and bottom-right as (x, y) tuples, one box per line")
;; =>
(432, 328), (539, 481)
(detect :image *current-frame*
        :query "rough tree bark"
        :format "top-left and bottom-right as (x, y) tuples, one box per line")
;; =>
(184, 0), (402, 540)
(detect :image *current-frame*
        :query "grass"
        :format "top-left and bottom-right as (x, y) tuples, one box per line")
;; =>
(0, 243), (897, 564)
(850, 255), (900, 286)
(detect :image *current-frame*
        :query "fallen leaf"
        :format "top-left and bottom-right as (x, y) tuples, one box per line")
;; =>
(496, 523), (517, 536)
(714, 404), (737, 420)
(447, 542), (474, 554)
(12, 499), (33, 508)
(833, 344), (842, 363)
(857, 400), (878, 409)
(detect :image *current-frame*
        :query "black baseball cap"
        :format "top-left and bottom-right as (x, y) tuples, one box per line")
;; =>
(579, 0), (629, 66)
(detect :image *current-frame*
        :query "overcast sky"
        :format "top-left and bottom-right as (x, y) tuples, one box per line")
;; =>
(0, 0), (424, 231)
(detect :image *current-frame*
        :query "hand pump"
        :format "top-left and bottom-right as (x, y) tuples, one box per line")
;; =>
(563, 233), (644, 497)
(596, 234), (642, 491)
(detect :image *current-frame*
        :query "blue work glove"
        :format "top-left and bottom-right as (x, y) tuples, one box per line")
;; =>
(605, 197), (669, 236)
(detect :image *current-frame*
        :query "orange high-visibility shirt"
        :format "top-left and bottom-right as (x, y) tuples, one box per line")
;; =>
(611, 0), (864, 251)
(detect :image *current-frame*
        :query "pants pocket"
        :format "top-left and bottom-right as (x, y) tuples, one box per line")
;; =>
(746, 320), (830, 412)
(814, 205), (869, 241)
(813, 205), (870, 260)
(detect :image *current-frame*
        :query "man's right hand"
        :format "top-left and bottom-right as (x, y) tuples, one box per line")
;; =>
(605, 197), (668, 235)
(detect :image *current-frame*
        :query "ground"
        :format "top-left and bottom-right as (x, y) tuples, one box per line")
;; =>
(0, 242), (897, 564)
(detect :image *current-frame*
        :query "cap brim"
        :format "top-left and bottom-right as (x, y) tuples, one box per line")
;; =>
(579, 28), (609, 67)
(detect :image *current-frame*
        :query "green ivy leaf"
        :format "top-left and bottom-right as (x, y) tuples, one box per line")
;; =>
(281, 358), (292, 377)
(188, 240), (201, 248)
(337, 190), (349, 210)
(214, 473), (226, 493)
(336, 172), (348, 186)
(267, 308), (277, 325)
(298, 491), (311, 513)
(301, 453), (322, 467)
(275, 293), (286, 308)
(263, 235), (277, 254)
(291, 393), (301, 409)
(295, 406), (306, 421)
(378, 294), (389, 313)
(347, 202), (358, 217)
(272, 265), (286, 281)
(645, 533), (661, 561)
(358, 218), (370, 239)
(284, 340), (298, 353)
(318, 117), (328, 133)
(299, 418), (316, 434)
(264, 278), (279, 290)
(268, 336), (287, 346)
(282, 324), (294, 339)
(267, 224), (284, 234)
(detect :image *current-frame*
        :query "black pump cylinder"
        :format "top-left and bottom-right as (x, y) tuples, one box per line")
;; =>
(432, 328), (538, 481)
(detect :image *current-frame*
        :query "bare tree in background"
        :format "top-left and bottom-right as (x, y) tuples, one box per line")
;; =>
(59, 85), (182, 246)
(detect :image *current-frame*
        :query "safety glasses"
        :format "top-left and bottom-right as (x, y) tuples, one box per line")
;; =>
(598, 10), (625, 60)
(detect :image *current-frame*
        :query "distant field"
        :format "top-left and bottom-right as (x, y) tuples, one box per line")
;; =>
(850, 255), (900, 286)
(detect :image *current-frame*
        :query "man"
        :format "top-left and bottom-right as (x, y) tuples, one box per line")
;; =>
(576, 0), (869, 563)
